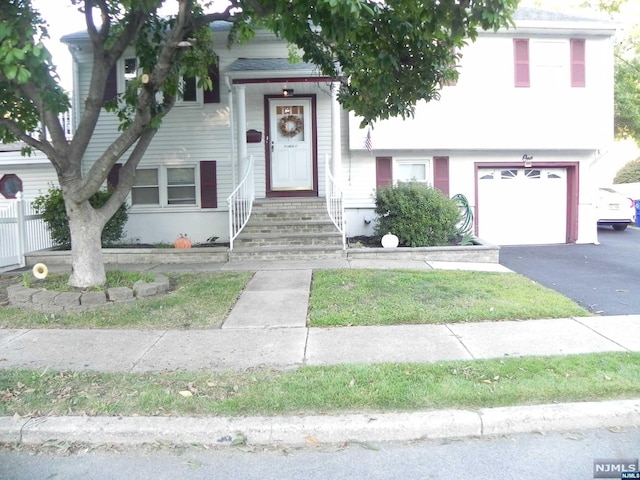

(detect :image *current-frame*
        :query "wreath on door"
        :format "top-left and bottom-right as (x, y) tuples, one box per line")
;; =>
(279, 115), (303, 138)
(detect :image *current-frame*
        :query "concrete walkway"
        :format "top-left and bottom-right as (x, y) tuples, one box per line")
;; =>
(222, 270), (311, 329)
(0, 316), (638, 373)
(1, 258), (639, 447)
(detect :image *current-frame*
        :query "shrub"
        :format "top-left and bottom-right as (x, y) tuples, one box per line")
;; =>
(613, 157), (640, 184)
(33, 186), (129, 248)
(374, 182), (460, 247)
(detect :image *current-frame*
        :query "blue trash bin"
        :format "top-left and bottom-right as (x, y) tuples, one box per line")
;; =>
(635, 200), (640, 227)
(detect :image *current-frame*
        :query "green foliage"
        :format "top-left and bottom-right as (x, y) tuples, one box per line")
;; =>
(33, 187), (129, 248)
(0, 0), (69, 144)
(104, 6), (218, 129)
(0, 0), (517, 288)
(615, 57), (640, 144)
(613, 157), (640, 183)
(257, 0), (518, 125)
(374, 182), (460, 247)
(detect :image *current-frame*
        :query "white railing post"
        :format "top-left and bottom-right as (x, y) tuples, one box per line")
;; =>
(227, 155), (255, 251)
(325, 154), (346, 249)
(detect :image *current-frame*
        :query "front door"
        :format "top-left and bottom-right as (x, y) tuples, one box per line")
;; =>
(267, 97), (316, 196)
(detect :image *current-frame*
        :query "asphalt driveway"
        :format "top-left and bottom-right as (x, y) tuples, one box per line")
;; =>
(499, 226), (640, 315)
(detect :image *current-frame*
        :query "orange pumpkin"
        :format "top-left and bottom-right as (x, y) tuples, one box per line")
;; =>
(173, 235), (192, 249)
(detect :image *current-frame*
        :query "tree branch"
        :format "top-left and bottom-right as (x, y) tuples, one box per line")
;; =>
(69, 0), (161, 173)
(99, 126), (159, 221)
(0, 119), (58, 160)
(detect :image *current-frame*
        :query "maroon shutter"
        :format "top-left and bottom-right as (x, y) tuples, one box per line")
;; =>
(103, 64), (118, 104)
(570, 39), (586, 87)
(376, 157), (393, 187)
(513, 39), (530, 87)
(433, 156), (449, 196)
(203, 62), (220, 104)
(107, 163), (122, 191)
(200, 161), (217, 208)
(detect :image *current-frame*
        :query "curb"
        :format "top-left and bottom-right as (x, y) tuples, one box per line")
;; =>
(1, 399), (638, 447)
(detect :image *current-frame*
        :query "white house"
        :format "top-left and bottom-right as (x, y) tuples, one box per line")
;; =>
(2, 7), (616, 249)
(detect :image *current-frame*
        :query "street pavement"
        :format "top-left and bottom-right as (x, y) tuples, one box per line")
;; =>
(0, 257), (639, 447)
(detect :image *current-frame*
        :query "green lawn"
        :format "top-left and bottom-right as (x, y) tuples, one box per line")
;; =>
(309, 270), (590, 327)
(0, 269), (589, 329)
(0, 272), (252, 329)
(1, 353), (638, 417)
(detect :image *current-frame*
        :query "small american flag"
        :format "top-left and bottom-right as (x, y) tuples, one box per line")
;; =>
(364, 127), (372, 152)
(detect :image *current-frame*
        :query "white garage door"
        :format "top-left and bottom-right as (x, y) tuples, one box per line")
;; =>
(477, 167), (567, 245)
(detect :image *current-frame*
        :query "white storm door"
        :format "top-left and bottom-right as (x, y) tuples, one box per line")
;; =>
(269, 98), (313, 191)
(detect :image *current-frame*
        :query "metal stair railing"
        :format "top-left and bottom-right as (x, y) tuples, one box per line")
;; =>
(324, 154), (346, 249)
(227, 155), (255, 251)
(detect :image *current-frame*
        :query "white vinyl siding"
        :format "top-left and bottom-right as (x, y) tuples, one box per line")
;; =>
(0, 158), (58, 208)
(347, 33), (613, 151)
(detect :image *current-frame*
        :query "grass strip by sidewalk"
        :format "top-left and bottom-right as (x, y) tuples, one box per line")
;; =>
(1, 353), (638, 418)
(309, 270), (590, 327)
(0, 272), (252, 329)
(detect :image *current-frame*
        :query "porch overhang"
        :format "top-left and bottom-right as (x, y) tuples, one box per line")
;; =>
(227, 58), (341, 84)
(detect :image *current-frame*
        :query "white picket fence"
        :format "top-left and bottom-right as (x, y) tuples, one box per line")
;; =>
(0, 193), (54, 271)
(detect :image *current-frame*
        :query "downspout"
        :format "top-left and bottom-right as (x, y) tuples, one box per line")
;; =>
(67, 44), (82, 139)
(225, 76), (236, 187)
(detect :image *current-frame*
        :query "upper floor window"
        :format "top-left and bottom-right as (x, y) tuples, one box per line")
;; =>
(531, 40), (566, 88)
(176, 75), (203, 105)
(122, 57), (138, 91)
(108, 57), (219, 106)
(514, 38), (586, 88)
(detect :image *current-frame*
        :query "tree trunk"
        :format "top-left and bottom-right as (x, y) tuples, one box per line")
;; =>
(66, 200), (107, 288)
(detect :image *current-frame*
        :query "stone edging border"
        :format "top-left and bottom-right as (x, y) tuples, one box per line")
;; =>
(6, 274), (170, 313)
(22, 239), (500, 266)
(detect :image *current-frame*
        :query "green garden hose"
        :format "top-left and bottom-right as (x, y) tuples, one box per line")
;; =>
(452, 193), (474, 235)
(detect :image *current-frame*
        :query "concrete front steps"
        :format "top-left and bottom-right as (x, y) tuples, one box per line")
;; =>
(229, 198), (345, 261)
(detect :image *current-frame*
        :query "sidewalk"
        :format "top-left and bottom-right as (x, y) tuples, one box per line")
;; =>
(1, 258), (639, 447)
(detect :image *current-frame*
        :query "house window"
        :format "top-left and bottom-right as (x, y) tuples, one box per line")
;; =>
(394, 158), (433, 186)
(167, 167), (196, 204)
(513, 38), (530, 87)
(176, 75), (204, 105)
(570, 39), (586, 87)
(397, 162), (429, 183)
(107, 57), (220, 105)
(531, 40), (566, 88)
(131, 166), (197, 207)
(117, 56), (139, 94)
(0, 174), (22, 199)
(181, 76), (198, 102)
(131, 168), (160, 205)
